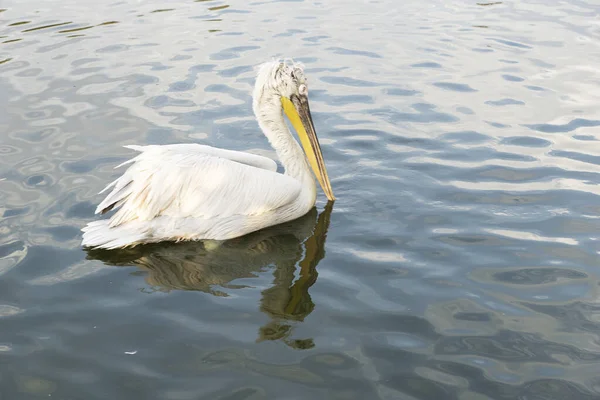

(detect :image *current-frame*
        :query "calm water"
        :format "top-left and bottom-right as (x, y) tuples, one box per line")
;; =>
(2, 0), (600, 398)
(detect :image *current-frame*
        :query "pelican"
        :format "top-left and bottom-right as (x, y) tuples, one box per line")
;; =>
(81, 60), (335, 249)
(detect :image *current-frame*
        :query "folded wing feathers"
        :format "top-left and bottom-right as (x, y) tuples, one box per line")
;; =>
(92, 144), (300, 231)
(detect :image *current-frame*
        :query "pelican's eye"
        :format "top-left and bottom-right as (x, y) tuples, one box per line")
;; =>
(298, 84), (308, 95)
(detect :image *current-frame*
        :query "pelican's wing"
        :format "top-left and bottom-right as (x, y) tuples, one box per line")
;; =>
(95, 144), (300, 228)
(132, 144), (278, 172)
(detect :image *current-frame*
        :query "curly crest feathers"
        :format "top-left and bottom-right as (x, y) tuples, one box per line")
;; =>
(252, 58), (307, 115)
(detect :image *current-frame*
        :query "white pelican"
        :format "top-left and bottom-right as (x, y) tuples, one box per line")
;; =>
(81, 60), (335, 249)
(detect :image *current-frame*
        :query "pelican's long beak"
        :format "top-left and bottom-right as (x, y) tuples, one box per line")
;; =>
(282, 94), (335, 201)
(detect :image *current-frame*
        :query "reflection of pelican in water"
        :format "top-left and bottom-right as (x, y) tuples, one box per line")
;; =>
(86, 203), (333, 349)
(82, 60), (334, 250)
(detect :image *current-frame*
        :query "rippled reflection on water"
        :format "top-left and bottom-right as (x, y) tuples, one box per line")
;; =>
(2, 0), (600, 398)
(88, 204), (333, 349)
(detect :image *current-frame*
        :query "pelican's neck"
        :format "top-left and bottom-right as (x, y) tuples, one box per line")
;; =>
(253, 95), (314, 187)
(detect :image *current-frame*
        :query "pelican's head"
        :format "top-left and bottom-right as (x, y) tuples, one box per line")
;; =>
(253, 60), (335, 201)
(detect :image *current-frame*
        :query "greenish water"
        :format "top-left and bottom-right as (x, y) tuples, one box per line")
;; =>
(2, 0), (600, 398)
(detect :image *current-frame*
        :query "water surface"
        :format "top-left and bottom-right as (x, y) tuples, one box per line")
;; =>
(2, 0), (600, 399)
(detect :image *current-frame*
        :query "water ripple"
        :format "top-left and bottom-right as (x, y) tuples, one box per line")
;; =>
(525, 118), (600, 133)
(2, 0), (600, 398)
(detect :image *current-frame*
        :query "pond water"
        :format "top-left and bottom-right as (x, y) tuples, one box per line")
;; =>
(2, 0), (600, 398)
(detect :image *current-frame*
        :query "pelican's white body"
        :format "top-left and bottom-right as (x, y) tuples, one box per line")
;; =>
(81, 61), (321, 249)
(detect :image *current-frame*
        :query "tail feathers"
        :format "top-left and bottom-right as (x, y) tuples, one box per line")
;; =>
(81, 220), (150, 250)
